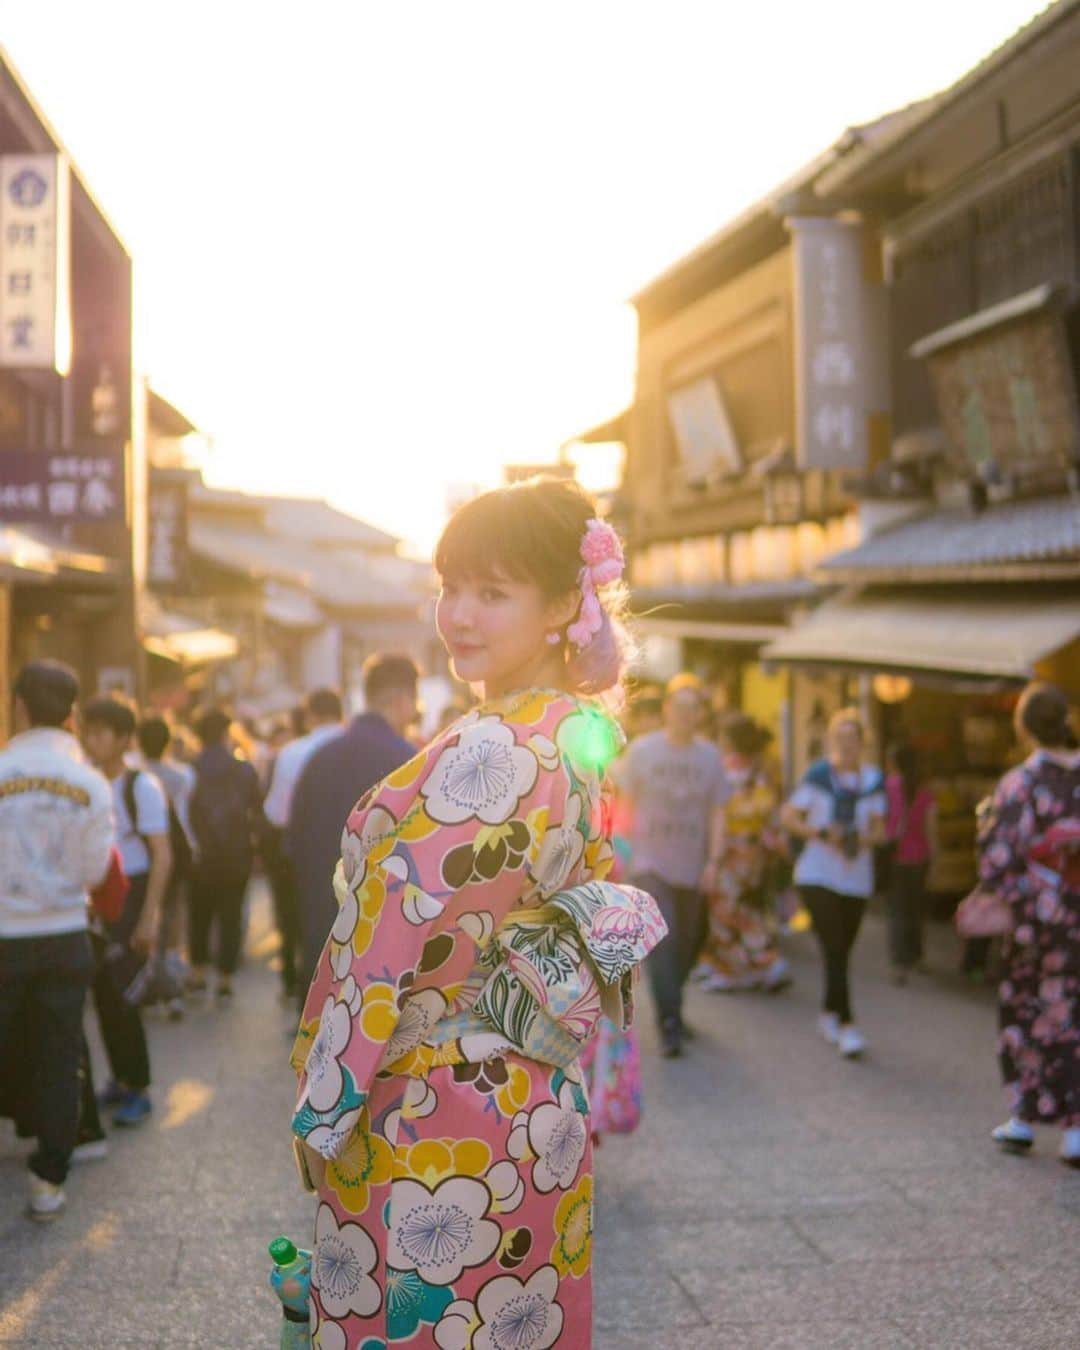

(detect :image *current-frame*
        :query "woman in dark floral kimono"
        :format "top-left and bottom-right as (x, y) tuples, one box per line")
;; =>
(978, 683), (1080, 1167)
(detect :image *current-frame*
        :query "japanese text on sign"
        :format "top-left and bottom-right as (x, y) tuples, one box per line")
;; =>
(0, 154), (72, 375)
(0, 448), (124, 523)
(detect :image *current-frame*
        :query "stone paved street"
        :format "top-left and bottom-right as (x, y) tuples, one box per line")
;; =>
(2, 887), (1079, 1349)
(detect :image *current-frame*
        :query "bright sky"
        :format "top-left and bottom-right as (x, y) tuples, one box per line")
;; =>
(0, 0), (1050, 554)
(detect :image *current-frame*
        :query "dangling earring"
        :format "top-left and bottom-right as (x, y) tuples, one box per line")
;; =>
(545, 631), (562, 646)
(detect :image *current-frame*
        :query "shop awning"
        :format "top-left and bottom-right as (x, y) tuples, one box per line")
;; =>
(761, 590), (1080, 681)
(634, 615), (788, 646)
(142, 604), (239, 670)
(0, 525), (116, 584)
(263, 581), (324, 630)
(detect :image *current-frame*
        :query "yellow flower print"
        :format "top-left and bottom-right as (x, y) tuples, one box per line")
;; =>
(495, 1061), (532, 1118)
(289, 1013), (319, 1075)
(384, 750), (428, 791)
(551, 1172), (593, 1278)
(359, 981), (399, 1043)
(325, 1110), (394, 1215)
(393, 1136), (493, 1187)
(501, 690), (555, 726)
(352, 873), (386, 958)
(396, 802), (440, 843)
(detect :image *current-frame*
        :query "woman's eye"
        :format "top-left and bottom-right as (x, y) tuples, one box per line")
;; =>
(480, 587), (506, 603)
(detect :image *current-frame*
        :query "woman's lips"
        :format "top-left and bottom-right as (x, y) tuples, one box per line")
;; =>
(450, 641), (484, 657)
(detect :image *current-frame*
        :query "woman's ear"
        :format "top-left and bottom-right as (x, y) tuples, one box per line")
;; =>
(545, 588), (581, 634)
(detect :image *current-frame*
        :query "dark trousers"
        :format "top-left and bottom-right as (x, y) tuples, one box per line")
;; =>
(188, 870), (250, 976)
(300, 876), (338, 999)
(91, 872), (152, 1092)
(636, 872), (708, 1032)
(264, 829), (301, 995)
(801, 885), (867, 1025)
(886, 862), (927, 970)
(0, 930), (93, 1184)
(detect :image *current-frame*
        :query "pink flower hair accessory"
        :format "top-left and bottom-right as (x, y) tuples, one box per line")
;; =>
(567, 518), (624, 650)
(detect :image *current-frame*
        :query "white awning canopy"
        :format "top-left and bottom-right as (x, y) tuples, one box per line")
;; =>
(762, 591), (1080, 681)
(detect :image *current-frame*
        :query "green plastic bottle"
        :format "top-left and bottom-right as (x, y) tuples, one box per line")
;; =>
(268, 1236), (312, 1350)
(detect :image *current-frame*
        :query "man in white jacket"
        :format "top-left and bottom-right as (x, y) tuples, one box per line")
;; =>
(0, 660), (113, 1220)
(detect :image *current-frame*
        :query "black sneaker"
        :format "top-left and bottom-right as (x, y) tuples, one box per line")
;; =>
(660, 1020), (683, 1058)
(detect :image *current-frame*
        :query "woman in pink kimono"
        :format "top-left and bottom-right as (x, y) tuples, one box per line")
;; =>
(290, 477), (665, 1350)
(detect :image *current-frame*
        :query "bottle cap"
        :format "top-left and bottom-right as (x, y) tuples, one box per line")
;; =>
(269, 1237), (298, 1265)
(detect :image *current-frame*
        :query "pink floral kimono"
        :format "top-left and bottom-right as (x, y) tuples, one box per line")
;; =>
(290, 689), (665, 1350)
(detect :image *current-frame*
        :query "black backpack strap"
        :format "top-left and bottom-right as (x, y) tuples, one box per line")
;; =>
(122, 768), (150, 853)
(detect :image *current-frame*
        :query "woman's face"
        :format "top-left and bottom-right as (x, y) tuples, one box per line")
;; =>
(828, 719), (863, 770)
(436, 571), (571, 695)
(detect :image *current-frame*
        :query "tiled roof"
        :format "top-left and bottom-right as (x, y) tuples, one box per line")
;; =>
(188, 520), (429, 613)
(818, 496), (1080, 581)
(190, 482), (399, 550)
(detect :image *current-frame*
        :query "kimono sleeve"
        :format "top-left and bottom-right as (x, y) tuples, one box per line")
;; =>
(977, 767), (1033, 909)
(291, 707), (579, 1159)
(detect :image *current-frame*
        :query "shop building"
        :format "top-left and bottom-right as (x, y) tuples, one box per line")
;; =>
(580, 111), (927, 781)
(763, 0), (1080, 897)
(0, 51), (142, 738)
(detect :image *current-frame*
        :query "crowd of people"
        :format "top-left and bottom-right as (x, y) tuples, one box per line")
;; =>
(0, 651), (421, 1221)
(0, 474), (1076, 1347)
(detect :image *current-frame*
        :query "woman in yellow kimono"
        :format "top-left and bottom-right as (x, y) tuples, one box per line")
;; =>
(290, 477), (665, 1350)
(695, 713), (790, 993)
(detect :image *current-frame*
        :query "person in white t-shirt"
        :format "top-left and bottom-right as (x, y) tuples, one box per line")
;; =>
(781, 708), (887, 1059)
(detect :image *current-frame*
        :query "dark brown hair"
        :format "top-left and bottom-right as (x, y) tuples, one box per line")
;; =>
(362, 653), (419, 707)
(435, 476), (629, 697)
(1016, 682), (1076, 750)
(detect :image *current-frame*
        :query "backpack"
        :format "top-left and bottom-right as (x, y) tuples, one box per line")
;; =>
(189, 757), (257, 876)
(787, 759), (885, 860)
(123, 769), (193, 884)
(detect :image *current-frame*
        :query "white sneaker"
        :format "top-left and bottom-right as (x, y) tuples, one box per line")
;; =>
(27, 1173), (66, 1221)
(761, 958), (792, 992)
(838, 1025), (867, 1058)
(991, 1118), (1034, 1153)
(1060, 1127), (1080, 1168)
(818, 1012), (841, 1045)
(702, 971), (746, 993)
(70, 1137), (109, 1164)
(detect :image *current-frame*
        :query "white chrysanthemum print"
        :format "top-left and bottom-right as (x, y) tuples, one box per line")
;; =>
(485, 1159), (525, 1214)
(530, 793), (585, 895)
(434, 1265), (564, 1350)
(382, 987), (446, 1065)
(421, 719), (538, 826)
(476, 1265), (564, 1350)
(312, 1203), (381, 1320)
(305, 995), (352, 1113)
(387, 1176), (501, 1285)
(433, 1298), (475, 1350)
(305, 1106), (360, 1161)
(525, 1082), (588, 1193)
(311, 1300), (347, 1350)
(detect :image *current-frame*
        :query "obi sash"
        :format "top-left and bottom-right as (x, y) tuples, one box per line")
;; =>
(387, 880), (666, 1075)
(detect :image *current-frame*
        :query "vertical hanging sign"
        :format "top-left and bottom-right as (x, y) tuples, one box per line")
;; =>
(0, 154), (72, 375)
(789, 216), (887, 472)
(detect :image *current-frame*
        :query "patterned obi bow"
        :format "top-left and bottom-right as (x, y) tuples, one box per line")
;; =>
(425, 881), (667, 1071)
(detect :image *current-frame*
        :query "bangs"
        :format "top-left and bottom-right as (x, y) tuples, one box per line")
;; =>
(435, 489), (558, 586)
